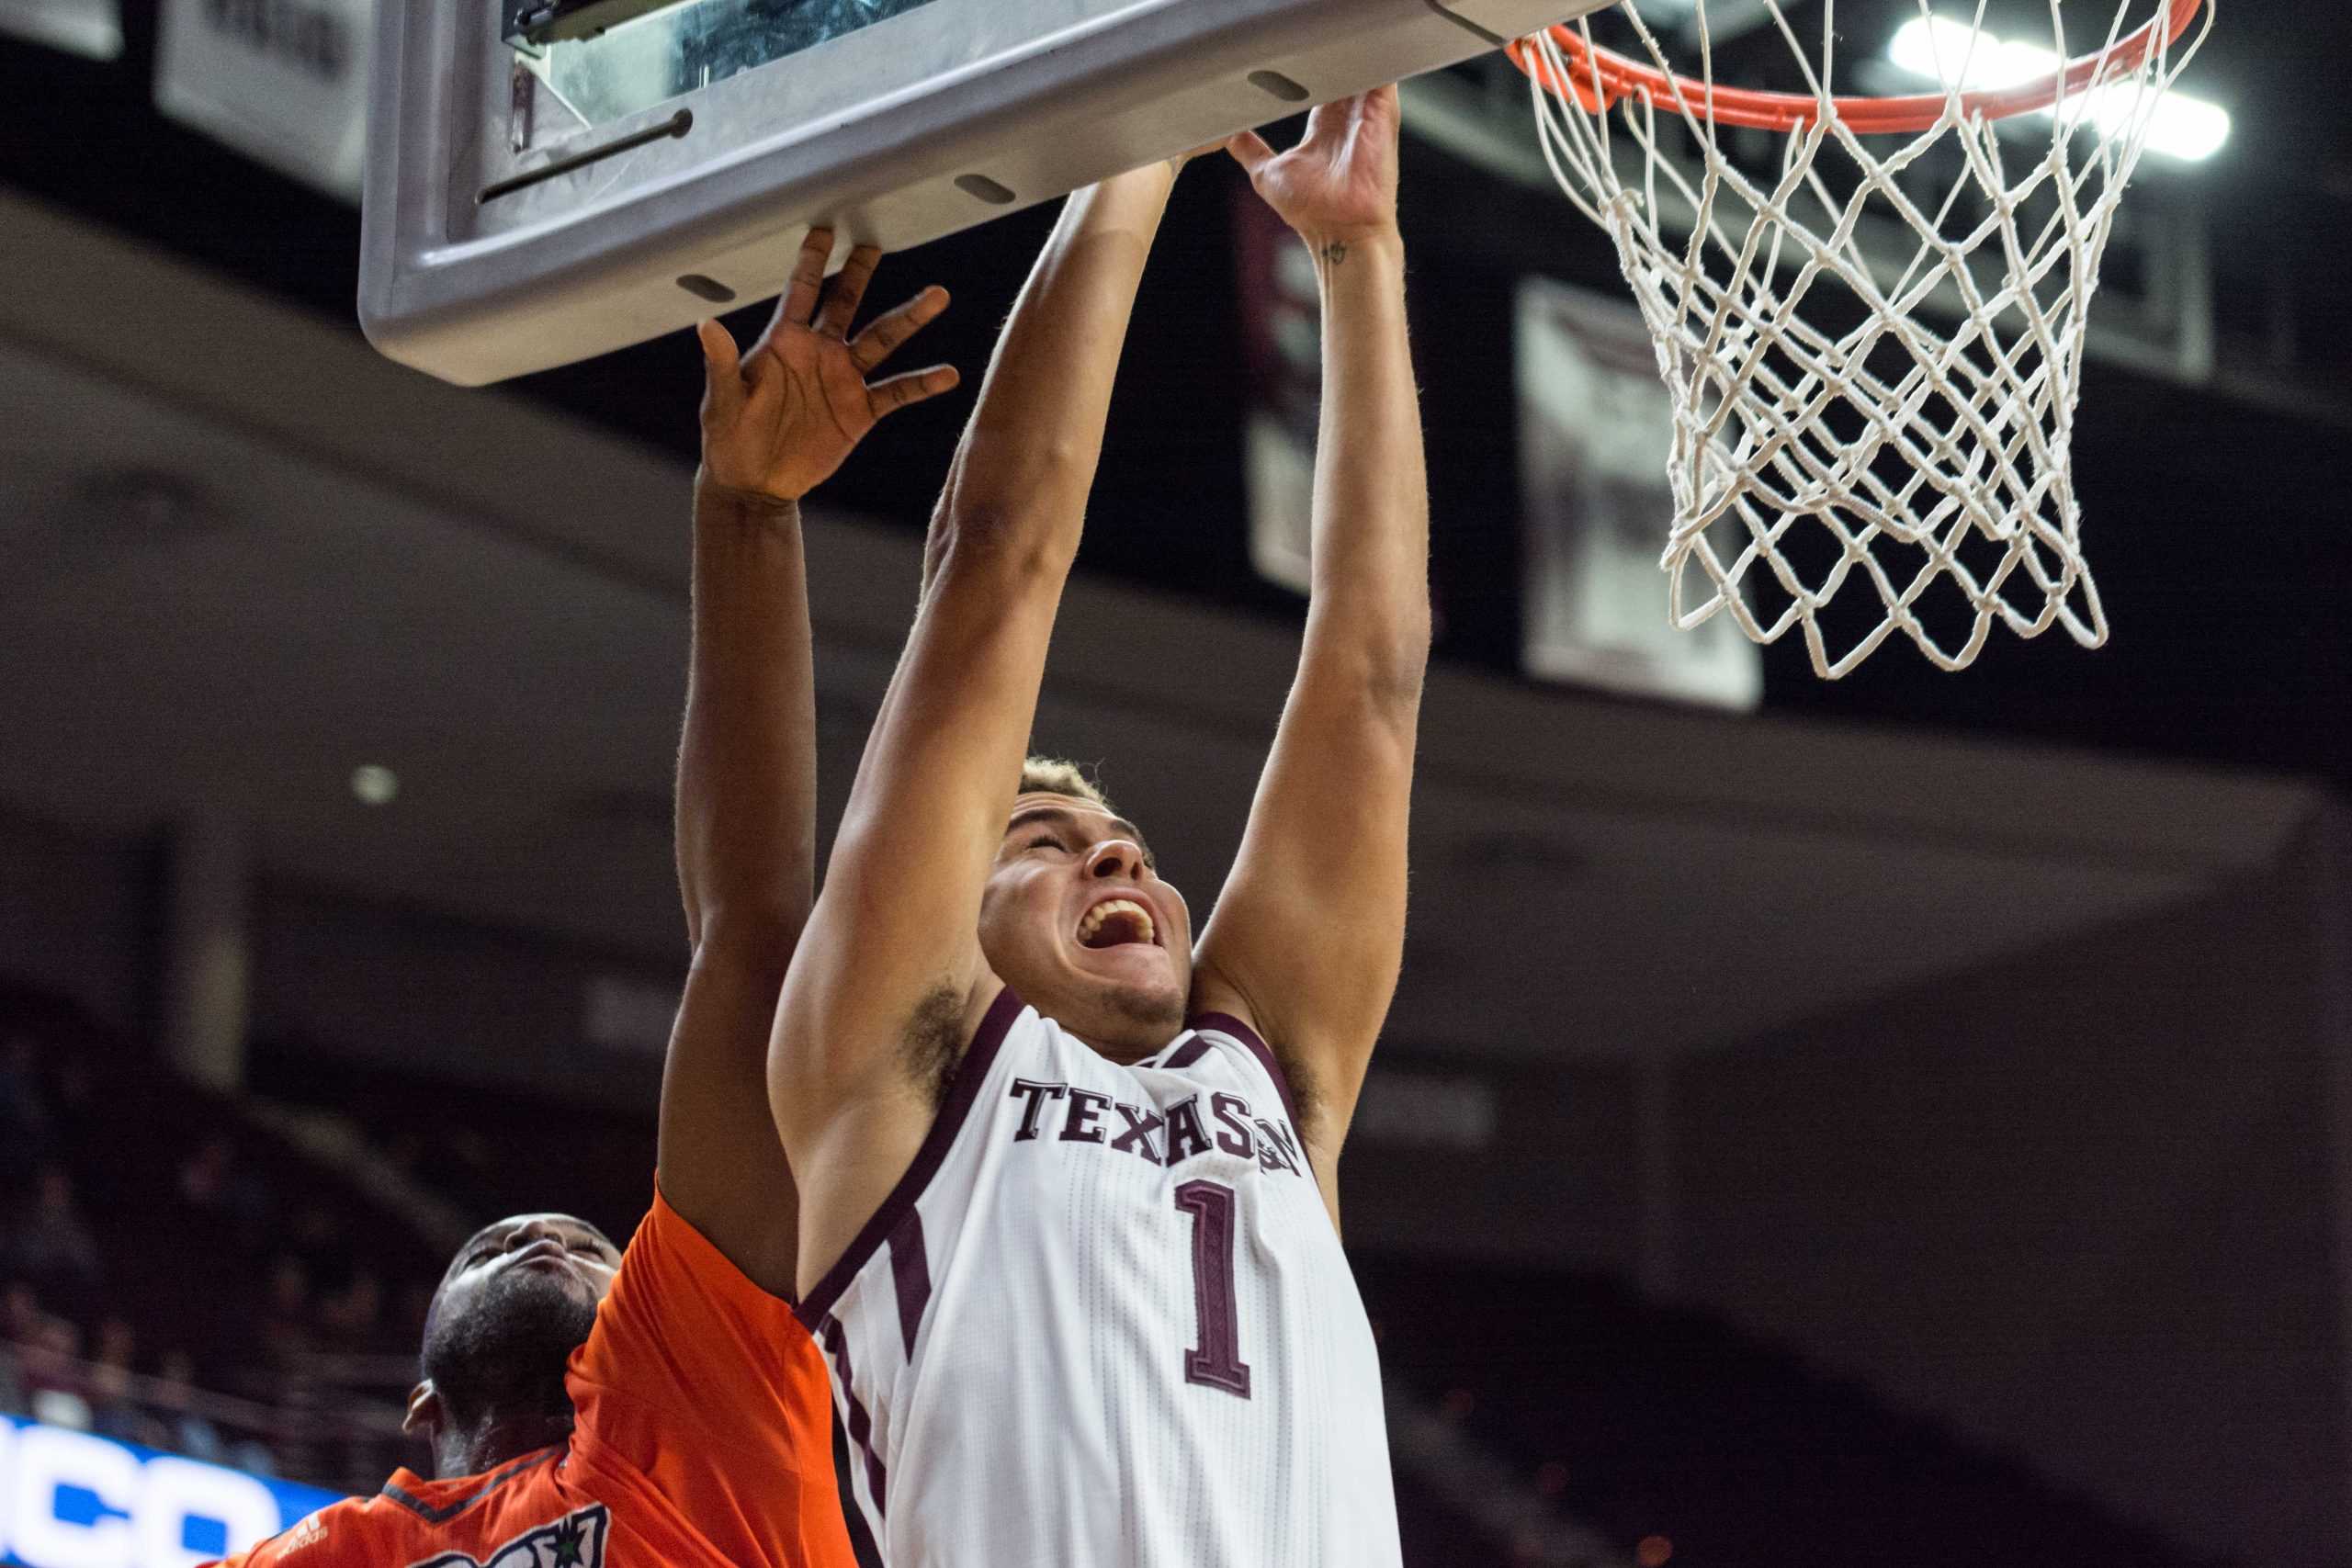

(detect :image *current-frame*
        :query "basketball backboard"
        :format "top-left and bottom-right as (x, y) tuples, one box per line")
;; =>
(359, 0), (1603, 385)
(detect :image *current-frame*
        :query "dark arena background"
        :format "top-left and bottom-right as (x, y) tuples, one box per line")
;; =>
(3, 2), (2350, 1564)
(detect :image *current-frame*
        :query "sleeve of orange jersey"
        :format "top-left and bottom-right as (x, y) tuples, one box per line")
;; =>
(203, 1497), (390, 1567)
(565, 1185), (854, 1565)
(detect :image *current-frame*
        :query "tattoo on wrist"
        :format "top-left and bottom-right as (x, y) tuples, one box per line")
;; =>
(1319, 240), (1351, 267)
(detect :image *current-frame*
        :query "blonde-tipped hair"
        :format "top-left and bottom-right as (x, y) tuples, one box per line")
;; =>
(1018, 757), (1114, 817)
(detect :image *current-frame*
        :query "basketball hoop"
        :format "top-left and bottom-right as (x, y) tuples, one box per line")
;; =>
(1507, 1), (2213, 677)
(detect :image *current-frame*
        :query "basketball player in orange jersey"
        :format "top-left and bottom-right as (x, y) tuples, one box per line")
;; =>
(771, 91), (1428, 1563)
(209, 232), (958, 1568)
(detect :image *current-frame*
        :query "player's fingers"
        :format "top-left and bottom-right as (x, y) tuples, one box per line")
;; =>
(868, 364), (962, 418)
(848, 286), (949, 373)
(696, 320), (745, 420)
(1225, 130), (1277, 176)
(1301, 98), (1349, 148)
(780, 226), (834, 327)
(696, 317), (741, 378)
(817, 244), (883, 338)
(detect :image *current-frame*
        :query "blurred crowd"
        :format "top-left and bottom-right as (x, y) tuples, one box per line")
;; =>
(0, 983), (2213, 1568)
(0, 999), (435, 1490)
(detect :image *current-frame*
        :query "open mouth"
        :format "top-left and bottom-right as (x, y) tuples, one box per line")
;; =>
(1076, 897), (1158, 951)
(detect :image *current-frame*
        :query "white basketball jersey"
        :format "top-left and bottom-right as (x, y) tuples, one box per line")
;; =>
(794, 987), (1402, 1568)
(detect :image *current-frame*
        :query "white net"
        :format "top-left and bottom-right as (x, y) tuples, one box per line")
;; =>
(1520, 1), (2211, 676)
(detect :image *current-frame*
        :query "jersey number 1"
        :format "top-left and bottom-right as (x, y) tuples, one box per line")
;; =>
(1175, 1179), (1251, 1397)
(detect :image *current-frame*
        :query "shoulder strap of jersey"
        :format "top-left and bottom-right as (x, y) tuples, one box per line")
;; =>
(1182, 1010), (1301, 1130)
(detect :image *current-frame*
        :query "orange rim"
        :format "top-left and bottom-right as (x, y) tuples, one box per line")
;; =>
(1508, 0), (2205, 134)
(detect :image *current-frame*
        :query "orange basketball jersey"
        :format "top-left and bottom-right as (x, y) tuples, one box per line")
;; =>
(213, 1189), (858, 1568)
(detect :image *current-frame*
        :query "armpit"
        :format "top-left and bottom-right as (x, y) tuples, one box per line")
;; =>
(903, 984), (967, 1111)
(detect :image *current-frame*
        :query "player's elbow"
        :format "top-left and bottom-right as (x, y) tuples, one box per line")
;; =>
(1310, 605), (1431, 720)
(922, 502), (1071, 590)
(930, 443), (1094, 576)
(1370, 608), (1433, 710)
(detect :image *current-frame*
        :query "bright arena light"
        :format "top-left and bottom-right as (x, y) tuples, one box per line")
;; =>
(351, 764), (400, 807)
(1888, 16), (2232, 163)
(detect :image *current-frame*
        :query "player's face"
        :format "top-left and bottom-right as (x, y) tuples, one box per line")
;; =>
(412, 1213), (619, 1447)
(432, 1213), (620, 1329)
(979, 793), (1193, 1056)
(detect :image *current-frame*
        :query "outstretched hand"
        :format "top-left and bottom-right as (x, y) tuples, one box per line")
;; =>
(697, 229), (960, 504)
(1227, 86), (1401, 254)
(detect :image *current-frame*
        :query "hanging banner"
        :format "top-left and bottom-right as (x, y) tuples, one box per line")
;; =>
(154, 0), (372, 200)
(1518, 276), (1761, 711)
(1233, 186), (1320, 596)
(0, 0), (119, 57)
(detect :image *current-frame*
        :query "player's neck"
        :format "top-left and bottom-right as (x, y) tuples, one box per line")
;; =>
(1030, 991), (1185, 1063)
(1069, 1027), (1170, 1066)
(435, 1408), (574, 1479)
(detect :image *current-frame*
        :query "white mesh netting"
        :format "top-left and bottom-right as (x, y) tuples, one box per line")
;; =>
(1520, 1), (2211, 676)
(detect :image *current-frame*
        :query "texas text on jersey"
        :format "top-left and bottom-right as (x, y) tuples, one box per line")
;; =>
(803, 991), (1402, 1568)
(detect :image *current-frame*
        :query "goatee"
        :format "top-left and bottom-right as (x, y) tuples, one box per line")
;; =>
(421, 1269), (596, 1427)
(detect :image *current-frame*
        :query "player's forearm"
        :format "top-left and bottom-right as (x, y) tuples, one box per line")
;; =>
(676, 476), (819, 959)
(928, 165), (1176, 591)
(1305, 230), (1430, 704)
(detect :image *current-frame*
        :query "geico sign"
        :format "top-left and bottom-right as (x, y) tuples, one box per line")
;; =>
(0, 1421), (285, 1568)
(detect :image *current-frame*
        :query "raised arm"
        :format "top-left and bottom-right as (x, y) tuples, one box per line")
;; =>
(660, 231), (957, 1296)
(1192, 90), (1430, 1202)
(773, 165), (1182, 1294)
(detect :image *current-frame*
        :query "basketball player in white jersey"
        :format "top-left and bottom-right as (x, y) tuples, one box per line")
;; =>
(770, 88), (1427, 1566)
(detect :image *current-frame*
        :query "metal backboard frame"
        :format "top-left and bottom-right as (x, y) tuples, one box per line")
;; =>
(361, 0), (1603, 384)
